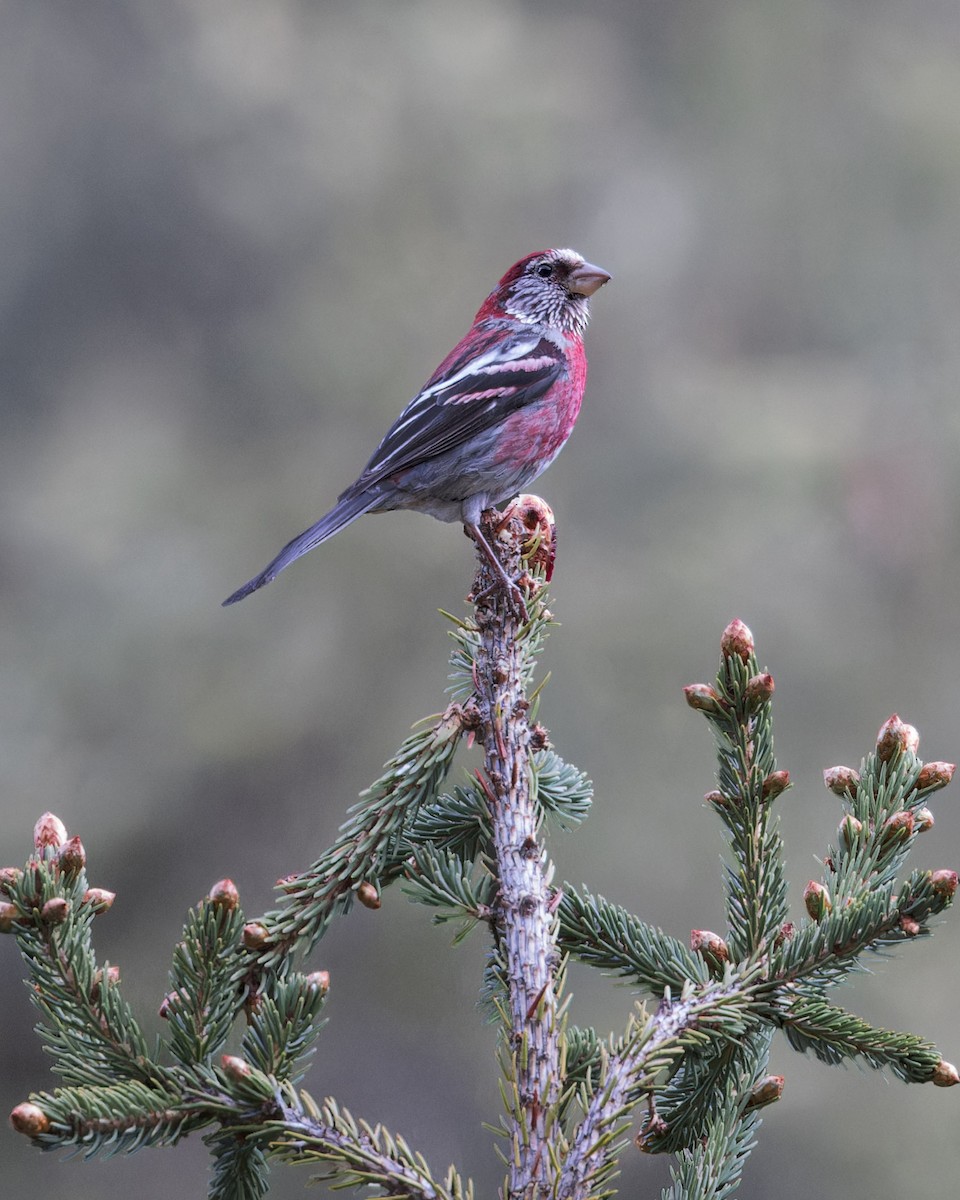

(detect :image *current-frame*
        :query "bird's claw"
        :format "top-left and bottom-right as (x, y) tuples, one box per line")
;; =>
(472, 575), (530, 624)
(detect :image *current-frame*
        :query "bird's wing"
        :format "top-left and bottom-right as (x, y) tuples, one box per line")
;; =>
(343, 326), (566, 496)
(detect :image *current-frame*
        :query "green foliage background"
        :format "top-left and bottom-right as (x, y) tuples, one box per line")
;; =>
(1, 2), (958, 1197)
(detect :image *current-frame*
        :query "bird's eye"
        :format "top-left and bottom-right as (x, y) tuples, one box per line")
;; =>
(535, 263), (553, 278)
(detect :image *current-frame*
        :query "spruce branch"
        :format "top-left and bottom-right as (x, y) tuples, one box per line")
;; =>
(242, 701), (472, 979)
(467, 502), (565, 1200)
(557, 887), (708, 995)
(4, 509), (959, 1200)
(6, 819), (170, 1092)
(263, 1091), (474, 1200)
(779, 996), (942, 1081)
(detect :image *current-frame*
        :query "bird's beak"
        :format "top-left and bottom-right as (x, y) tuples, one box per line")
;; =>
(567, 261), (611, 297)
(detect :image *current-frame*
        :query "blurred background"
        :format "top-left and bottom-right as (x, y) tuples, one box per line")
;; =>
(2, 1), (959, 1196)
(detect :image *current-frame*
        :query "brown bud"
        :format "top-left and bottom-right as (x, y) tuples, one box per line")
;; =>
(761, 770), (790, 801)
(91, 965), (121, 1001)
(838, 815), (863, 852)
(899, 915), (921, 937)
(56, 836), (86, 878)
(242, 922), (271, 950)
(83, 888), (115, 914)
(773, 921), (795, 949)
(690, 929), (729, 971)
(804, 880), (831, 921)
(33, 813), (68, 852)
(823, 766), (860, 797)
(635, 1113), (669, 1151)
(932, 1060), (960, 1087)
(0, 866), (22, 895)
(916, 761), (955, 792)
(745, 673), (775, 705)
(208, 878), (240, 911)
(501, 494), (557, 581)
(704, 789), (731, 811)
(930, 869), (958, 899)
(529, 723), (550, 751)
(221, 1054), (252, 1081)
(0, 901), (22, 933)
(158, 992), (177, 1019)
(914, 807), (935, 832)
(684, 683), (723, 714)
(745, 1074), (784, 1109)
(304, 969), (330, 995)
(356, 881), (381, 910)
(40, 897), (70, 925)
(9, 1102), (50, 1137)
(876, 715), (910, 764)
(904, 724), (920, 754)
(721, 618), (754, 662)
(880, 810), (914, 850)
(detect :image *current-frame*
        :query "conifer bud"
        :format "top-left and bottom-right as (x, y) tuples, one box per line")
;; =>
(158, 992), (177, 1019)
(932, 1060), (960, 1087)
(356, 881), (381, 910)
(838, 815), (863, 852)
(773, 922), (795, 949)
(930, 869), (958, 899)
(803, 880), (831, 921)
(242, 922), (271, 950)
(914, 807), (935, 832)
(221, 1054), (252, 1081)
(243, 991), (264, 1018)
(0, 901), (21, 933)
(876, 715), (910, 763)
(690, 929), (729, 972)
(529, 723), (550, 751)
(684, 684), (723, 714)
(208, 878), (240, 911)
(91, 965), (121, 1001)
(720, 619), (754, 662)
(745, 1074), (784, 1109)
(503, 494), (557, 581)
(745, 673), (775, 706)
(56, 836), (86, 878)
(40, 897), (69, 925)
(823, 766), (860, 797)
(704, 790), (731, 812)
(880, 810), (914, 850)
(33, 813), (68, 852)
(304, 969), (330, 995)
(0, 866), (22, 895)
(899, 915), (921, 937)
(915, 761), (955, 792)
(83, 888), (115, 914)
(9, 1102), (50, 1137)
(635, 1113), (669, 1151)
(761, 770), (790, 801)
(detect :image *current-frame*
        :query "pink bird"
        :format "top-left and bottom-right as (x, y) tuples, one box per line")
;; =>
(223, 248), (610, 612)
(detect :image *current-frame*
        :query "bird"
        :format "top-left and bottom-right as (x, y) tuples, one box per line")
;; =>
(222, 248), (610, 613)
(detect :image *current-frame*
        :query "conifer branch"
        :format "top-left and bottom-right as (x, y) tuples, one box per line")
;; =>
(263, 1092), (473, 1200)
(468, 503), (564, 1200)
(4, 513), (958, 1200)
(241, 701), (473, 980)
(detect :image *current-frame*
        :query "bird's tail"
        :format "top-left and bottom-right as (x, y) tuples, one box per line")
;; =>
(222, 488), (380, 606)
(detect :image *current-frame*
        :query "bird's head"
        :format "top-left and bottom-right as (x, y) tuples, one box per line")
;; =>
(478, 249), (611, 335)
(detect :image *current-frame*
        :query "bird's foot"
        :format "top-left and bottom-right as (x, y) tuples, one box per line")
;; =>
(465, 516), (532, 623)
(472, 572), (531, 624)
